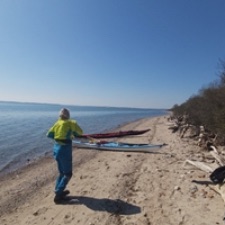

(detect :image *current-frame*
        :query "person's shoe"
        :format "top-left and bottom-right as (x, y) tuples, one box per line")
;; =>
(54, 190), (70, 204)
(62, 190), (70, 197)
(54, 194), (64, 204)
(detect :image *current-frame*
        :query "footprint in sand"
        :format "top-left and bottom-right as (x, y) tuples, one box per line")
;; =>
(64, 212), (75, 224)
(33, 207), (48, 216)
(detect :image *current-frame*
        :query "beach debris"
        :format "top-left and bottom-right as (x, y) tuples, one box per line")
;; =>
(210, 184), (225, 204)
(209, 151), (225, 166)
(169, 113), (225, 221)
(184, 159), (225, 204)
(168, 114), (222, 148)
(210, 166), (225, 184)
(184, 159), (213, 173)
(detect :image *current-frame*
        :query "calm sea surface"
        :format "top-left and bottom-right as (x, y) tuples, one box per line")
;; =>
(0, 102), (168, 174)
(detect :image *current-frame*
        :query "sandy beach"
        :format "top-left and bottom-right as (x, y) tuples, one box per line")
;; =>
(0, 115), (224, 225)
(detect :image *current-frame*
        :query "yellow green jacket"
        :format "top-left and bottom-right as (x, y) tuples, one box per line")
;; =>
(47, 119), (83, 143)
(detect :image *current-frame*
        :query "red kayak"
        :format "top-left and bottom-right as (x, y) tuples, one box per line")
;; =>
(80, 128), (150, 139)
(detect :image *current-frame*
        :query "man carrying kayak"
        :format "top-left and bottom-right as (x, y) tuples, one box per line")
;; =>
(46, 108), (83, 204)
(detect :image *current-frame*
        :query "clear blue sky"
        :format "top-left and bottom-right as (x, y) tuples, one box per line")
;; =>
(1, 0), (225, 109)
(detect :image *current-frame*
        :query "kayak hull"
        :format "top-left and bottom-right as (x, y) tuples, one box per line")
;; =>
(73, 140), (167, 153)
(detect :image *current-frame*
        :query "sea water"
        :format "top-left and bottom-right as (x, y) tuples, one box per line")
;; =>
(0, 101), (168, 174)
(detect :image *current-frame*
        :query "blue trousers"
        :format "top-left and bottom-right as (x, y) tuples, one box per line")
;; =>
(53, 143), (73, 196)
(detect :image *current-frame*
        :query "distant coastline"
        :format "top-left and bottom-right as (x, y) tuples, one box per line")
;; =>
(0, 100), (169, 110)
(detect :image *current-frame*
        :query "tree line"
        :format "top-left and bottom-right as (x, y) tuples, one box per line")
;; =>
(171, 61), (225, 144)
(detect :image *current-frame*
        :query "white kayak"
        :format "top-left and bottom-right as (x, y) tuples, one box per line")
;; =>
(73, 140), (167, 153)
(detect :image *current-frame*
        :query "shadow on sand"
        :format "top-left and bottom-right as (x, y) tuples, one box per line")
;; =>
(58, 196), (141, 215)
(192, 180), (214, 185)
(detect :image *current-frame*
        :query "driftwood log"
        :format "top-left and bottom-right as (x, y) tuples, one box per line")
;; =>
(185, 148), (225, 203)
(168, 115), (221, 146)
(184, 159), (214, 173)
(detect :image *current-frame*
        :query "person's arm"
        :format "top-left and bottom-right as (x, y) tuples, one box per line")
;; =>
(71, 120), (83, 137)
(46, 125), (55, 139)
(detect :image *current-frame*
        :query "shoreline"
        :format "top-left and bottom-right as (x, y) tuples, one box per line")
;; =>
(1, 114), (224, 225)
(0, 114), (169, 177)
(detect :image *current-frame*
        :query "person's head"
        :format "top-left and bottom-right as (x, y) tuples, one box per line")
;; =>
(59, 108), (70, 120)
